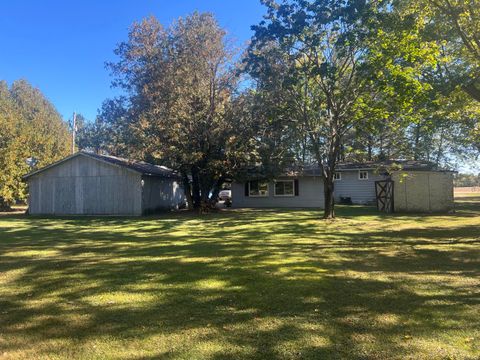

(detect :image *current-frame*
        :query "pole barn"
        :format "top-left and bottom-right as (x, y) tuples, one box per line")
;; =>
(23, 152), (186, 216)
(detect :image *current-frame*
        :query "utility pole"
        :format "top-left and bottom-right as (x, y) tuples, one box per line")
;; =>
(72, 112), (77, 154)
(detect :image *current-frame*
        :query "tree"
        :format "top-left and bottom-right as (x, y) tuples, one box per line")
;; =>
(423, 0), (480, 101)
(455, 173), (480, 187)
(344, 59), (480, 166)
(0, 80), (71, 210)
(93, 98), (132, 156)
(0, 81), (25, 210)
(107, 13), (257, 209)
(73, 98), (131, 155)
(73, 113), (88, 151)
(246, 0), (437, 218)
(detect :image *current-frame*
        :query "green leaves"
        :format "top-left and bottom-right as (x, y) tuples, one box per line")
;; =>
(107, 13), (259, 207)
(418, 0), (480, 101)
(0, 80), (71, 206)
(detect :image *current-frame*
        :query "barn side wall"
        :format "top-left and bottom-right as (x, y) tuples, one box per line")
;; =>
(141, 176), (186, 214)
(392, 171), (454, 212)
(27, 155), (142, 215)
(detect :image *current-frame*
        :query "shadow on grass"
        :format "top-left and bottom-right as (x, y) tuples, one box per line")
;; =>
(0, 197), (478, 358)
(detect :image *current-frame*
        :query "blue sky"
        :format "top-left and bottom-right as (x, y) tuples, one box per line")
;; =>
(0, 0), (266, 121)
(1, 1), (478, 172)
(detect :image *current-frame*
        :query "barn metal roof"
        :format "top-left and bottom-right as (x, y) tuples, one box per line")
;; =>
(84, 152), (180, 178)
(23, 151), (181, 179)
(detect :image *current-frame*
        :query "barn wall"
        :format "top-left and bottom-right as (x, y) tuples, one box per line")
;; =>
(27, 155), (142, 215)
(392, 171), (454, 212)
(232, 177), (325, 208)
(334, 170), (384, 204)
(141, 176), (186, 213)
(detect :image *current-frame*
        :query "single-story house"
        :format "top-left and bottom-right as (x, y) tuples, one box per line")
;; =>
(23, 151), (186, 216)
(231, 160), (455, 212)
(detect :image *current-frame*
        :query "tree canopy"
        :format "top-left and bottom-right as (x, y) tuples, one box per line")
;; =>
(106, 13), (259, 209)
(0, 80), (71, 209)
(1, 4), (479, 217)
(421, 0), (480, 101)
(245, 0), (440, 217)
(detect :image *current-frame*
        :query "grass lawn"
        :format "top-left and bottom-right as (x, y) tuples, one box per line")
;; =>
(0, 196), (479, 359)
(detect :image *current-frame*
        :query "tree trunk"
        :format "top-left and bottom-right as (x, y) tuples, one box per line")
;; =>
(414, 123), (421, 160)
(306, 107), (341, 220)
(181, 171), (193, 210)
(367, 135), (373, 161)
(379, 134), (384, 158)
(323, 177), (335, 219)
(435, 125), (446, 166)
(309, 132), (339, 219)
(339, 144), (345, 162)
(0, 197), (12, 212)
(198, 176), (218, 213)
(191, 166), (201, 209)
(210, 176), (225, 204)
(463, 81), (480, 102)
(200, 183), (211, 203)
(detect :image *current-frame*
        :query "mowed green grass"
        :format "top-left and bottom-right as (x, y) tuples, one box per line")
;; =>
(0, 197), (479, 360)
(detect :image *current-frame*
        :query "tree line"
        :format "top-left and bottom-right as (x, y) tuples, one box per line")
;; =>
(0, 80), (71, 210)
(1, 0), (479, 217)
(455, 173), (480, 187)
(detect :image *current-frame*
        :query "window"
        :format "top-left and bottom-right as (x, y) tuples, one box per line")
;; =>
(248, 180), (269, 197)
(358, 171), (368, 180)
(274, 180), (295, 196)
(333, 172), (342, 181)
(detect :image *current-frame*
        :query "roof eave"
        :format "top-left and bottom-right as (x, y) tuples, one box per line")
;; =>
(80, 152), (142, 176)
(22, 152), (84, 180)
(22, 151), (144, 180)
(142, 172), (182, 179)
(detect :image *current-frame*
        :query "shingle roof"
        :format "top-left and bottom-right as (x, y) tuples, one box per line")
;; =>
(239, 160), (454, 180)
(294, 160), (453, 176)
(23, 151), (180, 179)
(337, 160), (441, 171)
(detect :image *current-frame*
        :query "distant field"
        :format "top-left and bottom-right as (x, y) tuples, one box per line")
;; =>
(0, 195), (478, 359)
(455, 186), (480, 194)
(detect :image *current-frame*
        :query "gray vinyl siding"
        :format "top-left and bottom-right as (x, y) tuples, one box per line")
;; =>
(141, 176), (186, 213)
(232, 168), (453, 211)
(27, 155), (143, 215)
(334, 170), (385, 204)
(232, 170), (385, 208)
(232, 177), (324, 208)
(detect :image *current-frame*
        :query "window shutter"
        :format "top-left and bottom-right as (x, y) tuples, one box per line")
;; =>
(294, 179), (299, 196)
(244, 182), (249, 197)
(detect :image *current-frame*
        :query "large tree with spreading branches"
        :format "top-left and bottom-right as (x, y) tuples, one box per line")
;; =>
(108, 13), (258, 209)
(246, 0), (438, 218)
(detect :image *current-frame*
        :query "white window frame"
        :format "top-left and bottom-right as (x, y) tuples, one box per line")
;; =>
(333, 172), (342, 181)
(248, 180), (269, 197)
(358, 170), (369, 180)
(274, 180), (295, 197)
